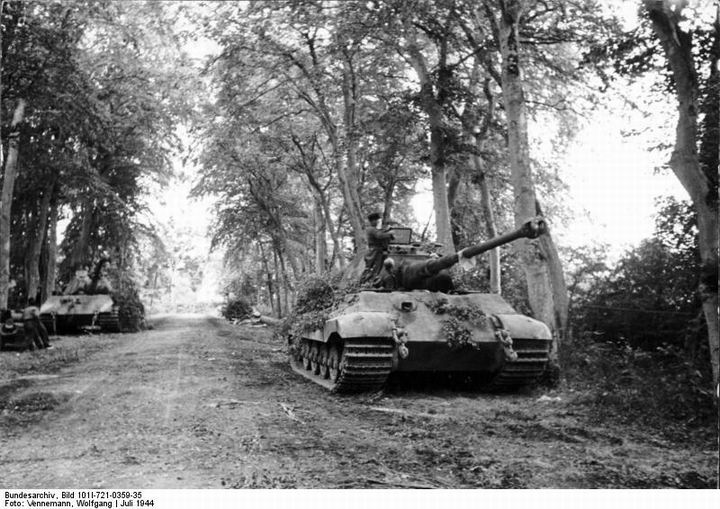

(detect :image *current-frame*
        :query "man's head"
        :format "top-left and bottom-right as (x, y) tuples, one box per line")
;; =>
(367, 212), (381, 225)
(383, 257), (395, 271)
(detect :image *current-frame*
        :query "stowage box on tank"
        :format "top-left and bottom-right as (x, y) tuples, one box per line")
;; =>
(289, 218), (554, 393)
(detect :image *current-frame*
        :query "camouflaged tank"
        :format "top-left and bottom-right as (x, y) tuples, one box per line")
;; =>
(41, 258), (120, 334)
(289, 218), (554, 393)
(40, 294), (120, 334)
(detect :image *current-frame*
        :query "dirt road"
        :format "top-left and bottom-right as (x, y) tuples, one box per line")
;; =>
(0, 315), (716, 488)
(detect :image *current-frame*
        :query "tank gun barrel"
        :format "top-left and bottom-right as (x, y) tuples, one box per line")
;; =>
(459, 217), (547, 260)
(410, 217), (548, 281)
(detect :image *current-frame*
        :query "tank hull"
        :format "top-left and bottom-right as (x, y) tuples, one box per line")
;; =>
(290, 290), (552, 392)
(40, 295), (120, 334)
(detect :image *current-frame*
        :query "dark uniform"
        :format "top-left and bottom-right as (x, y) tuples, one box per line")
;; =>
(360, 212), (394, 284)
(89, 258), (113, 294)
(64, 266), (91, 295)
(23, 302), (49, 350)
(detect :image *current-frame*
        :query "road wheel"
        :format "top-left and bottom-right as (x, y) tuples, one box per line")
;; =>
(309, 343), (321, 375)
(327, 344), (341, 382)
(318, 344), (330, 379)
(301, 342), (312, 370)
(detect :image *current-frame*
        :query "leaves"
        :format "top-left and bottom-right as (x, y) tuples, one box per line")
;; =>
(1, 0), (196, 306)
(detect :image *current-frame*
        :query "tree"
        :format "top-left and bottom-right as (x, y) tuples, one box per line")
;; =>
(483, 0), (568, 351)
(0, 99), (25, 308)
(642, 0), (719, 388)
(396, 2), (460, 253)
(199, 1), (424, 289)
(2, 0), (194, 309)
(571, 198), (705, 361)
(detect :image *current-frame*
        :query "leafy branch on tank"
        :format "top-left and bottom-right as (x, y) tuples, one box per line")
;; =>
(427, 298), (489, 349)
(427, 298), (489, 326)
(441, 316), (474, 349)
(279, 273), (360, 346)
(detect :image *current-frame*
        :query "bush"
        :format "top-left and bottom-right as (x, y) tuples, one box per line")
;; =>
(569, 198), (703, 352)
(112, 274), (146, 332)
(221, 297), (253, 321)
(561, 335), (716, 437)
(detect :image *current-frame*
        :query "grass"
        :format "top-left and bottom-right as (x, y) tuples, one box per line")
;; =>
(0, 333), (123, 412)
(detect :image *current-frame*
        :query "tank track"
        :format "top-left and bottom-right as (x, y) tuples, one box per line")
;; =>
(39, 311), (120, 334)
(488, 337), (552, 389)
(95, 310), (120, 333)
(290, 337), (394, 393)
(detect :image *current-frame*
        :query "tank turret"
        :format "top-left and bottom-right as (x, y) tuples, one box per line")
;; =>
(376, 217), (547, 291)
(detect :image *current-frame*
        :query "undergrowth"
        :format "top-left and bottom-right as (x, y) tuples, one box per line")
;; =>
(113, 273), (146, 332)
(221, 297), (253, 322)
(561, 336), (717, 441)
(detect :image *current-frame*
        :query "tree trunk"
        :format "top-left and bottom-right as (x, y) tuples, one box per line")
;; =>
(313, 200), (327, 273)
(25, 179), (55, 303)
(476, 167), (501, 294)
(324, 197), (344, 269)
(258, 242), (276, 317)
(405, 26), (455, 254)
(0, 99), (26, 309)
(462, 63), (501, 292)
(69, 199), (94, 269)
(330, 205), (346, 269)
(332, 141), (365, 252)
(495, 3), (556, 325)
(644, 0), (719, 389)
(289, 32), (366, 252)
(272, 248), (283, 318)
(495, 2), (566, 384)
(536, 200), (569, 340)
(42, 199), (59, 302)
(382, 184), (395, 224)
(430, 153), (455, 254)
(279, 251), (291, 316)
(300, 163), (343, 270)
(341, 53), (366, 251)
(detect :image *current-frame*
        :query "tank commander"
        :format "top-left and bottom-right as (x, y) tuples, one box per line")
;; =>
(64, 264), (91, 295)
(360, 211), (395, 284)
(89, 258), (113, 294)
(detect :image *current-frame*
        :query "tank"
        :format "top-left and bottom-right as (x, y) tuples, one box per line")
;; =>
(40, 294), (120, 334)
(288, 217), (554, 393)
(0, 311), (25, 351)
(39, 259), (120, 334)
